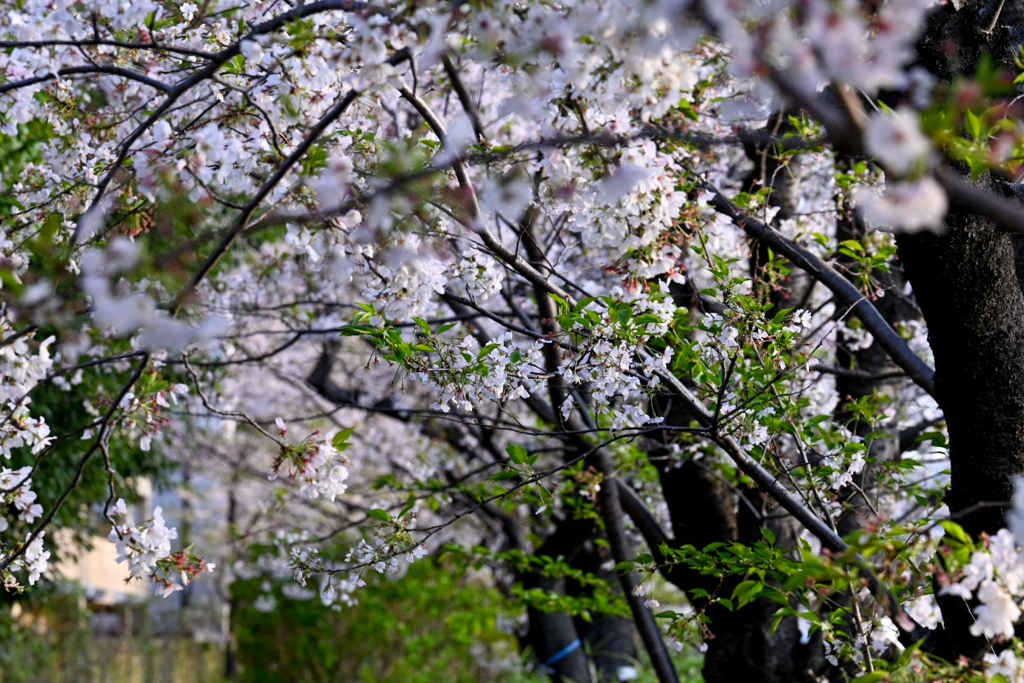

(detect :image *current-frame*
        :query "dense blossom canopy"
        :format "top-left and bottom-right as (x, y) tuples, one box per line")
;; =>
(6, 0), (1024, 680)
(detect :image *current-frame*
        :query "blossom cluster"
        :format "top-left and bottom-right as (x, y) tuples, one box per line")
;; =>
(706, 0), (933, 92)
(271, 420), (351, 502)
(0, 1), (982, 676)
(81, 238), (227, 353)
(107, 498), (213, 598)
(0, 466), (43, 530)
(450, 249), (505, 301)
(935, 478), (1024, 680)
(0, 466), (48, 591)
(0, 311), (55, 460)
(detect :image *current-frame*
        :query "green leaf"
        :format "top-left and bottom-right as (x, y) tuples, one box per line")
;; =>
(850, 673), (888, 683)
(940, 520), (972, 545)
(731, 580), (757, 600)
(506, 444), (528, 465)
(895, 638), (924, 669)
(332, 428), (354, 450)
(574, 296), (597, 312)
(339, 324), (375, 336)
(399, 495), (417, 518)
(366, 509), (390, 522)
(731, 580), (762, 605)
(965, 108), (983, 140)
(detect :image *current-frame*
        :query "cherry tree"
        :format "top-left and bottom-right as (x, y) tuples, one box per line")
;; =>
(6, 0), (1024, 681)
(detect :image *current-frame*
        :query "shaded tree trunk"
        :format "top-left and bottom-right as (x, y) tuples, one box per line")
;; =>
(895, 0), (1024, 659)
(521, 517), (597, 683)
(568, 541), (639, 682)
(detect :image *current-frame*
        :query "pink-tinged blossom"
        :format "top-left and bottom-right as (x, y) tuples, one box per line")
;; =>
(858, 177), (948, 233)
(984, 649), (1023, 682)
(109, 506), (178, 579)
(970, 580), (1021, 640)
(274, 430), (351, 502)
(942, 550), (994, 600)
(863, 108), (932, 177)
(106, 503), (213, 598)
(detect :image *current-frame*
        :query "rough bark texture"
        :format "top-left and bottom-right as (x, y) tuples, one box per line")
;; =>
(896, 189), (1024, 655)
(568, 542), (639, 682)
(886, 0), (1024, 658)
(907, 0), (1024, 540)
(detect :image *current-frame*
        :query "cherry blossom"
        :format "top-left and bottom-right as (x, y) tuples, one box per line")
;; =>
(863, 108), (933, 177)
(858, 177), (948, 233)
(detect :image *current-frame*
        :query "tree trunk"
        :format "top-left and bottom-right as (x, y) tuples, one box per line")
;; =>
(895, 0), (1024, 658)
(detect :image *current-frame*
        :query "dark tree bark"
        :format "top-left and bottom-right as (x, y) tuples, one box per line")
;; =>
(892, 0), (1024, 659)
(896, 183), (1024, 539)
(568, 543), (639, 683)
(521, 518), (597, 683)
(905, 0), (1024, 557)
(895, 186), (1024, 657)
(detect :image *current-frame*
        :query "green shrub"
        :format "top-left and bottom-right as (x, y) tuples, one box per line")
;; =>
(232, 561), (523, 683)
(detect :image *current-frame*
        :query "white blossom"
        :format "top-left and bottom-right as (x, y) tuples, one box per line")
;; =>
(859, 177), (948, 234)
(863, 108), (932, 177)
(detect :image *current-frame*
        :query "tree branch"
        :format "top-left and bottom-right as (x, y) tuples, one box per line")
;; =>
(698, 181), (937, 397)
